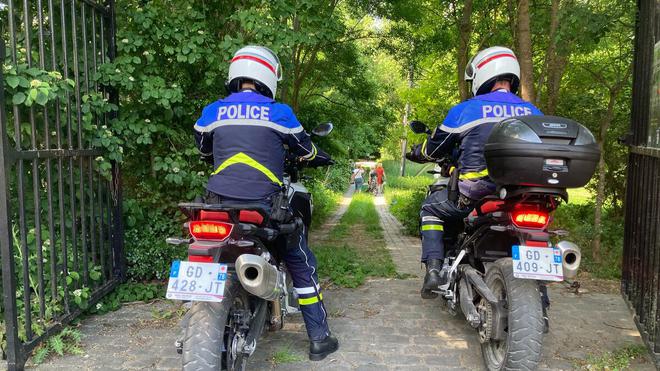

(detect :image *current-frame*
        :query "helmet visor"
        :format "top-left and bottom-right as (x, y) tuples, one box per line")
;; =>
(464, 57), (476, 81)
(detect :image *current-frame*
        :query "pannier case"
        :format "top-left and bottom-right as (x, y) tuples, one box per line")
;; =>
(484, 115), (600, 188)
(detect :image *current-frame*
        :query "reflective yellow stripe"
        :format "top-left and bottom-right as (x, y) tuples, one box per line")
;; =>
(421, 224), (444, 231)
(298, 293), (323, 306)
(309, 143), (318, 161)
(212, 152), (283, 185)
(459, 169), (489, 180)
(421, 139), (429, 158)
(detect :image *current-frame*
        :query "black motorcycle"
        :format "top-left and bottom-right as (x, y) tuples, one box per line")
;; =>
(165, 123), (333, 371)
(407, 116), (599, 370)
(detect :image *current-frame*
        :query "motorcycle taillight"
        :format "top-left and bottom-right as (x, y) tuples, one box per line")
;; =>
(189, 221), (233, 240)
(511, 210), (549, 229)
(188, 255), (214, 263)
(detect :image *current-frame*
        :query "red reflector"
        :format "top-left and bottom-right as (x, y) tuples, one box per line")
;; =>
(512, 211), (549, 228)
(188, 255), (214, 263)
(189, 221), (233, 240)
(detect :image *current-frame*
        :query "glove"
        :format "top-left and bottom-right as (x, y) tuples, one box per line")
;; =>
(306, 148), (333, 168)
(200, 153), (214, 165)
(406, 144), (427, 163)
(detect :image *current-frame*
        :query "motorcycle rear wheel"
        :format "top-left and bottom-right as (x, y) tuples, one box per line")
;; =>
(481, 258), (544, 371)
(182, 280), (249, 371)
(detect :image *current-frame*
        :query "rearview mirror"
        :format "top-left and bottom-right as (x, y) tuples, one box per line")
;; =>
(312, 122), (333, 137)
(409, 120), (431, 135)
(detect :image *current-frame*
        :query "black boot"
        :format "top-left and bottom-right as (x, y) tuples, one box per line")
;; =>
(421, 259), (447, 299)
(309, 335), (339, 361)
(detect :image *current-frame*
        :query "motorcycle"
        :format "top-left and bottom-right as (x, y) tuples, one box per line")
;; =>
(407, 116), (599, 370)
(165, 122), (334, 371)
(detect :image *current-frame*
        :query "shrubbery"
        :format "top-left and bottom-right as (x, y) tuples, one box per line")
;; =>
(124, 221), (187, 282)
(382, 160), (432, 236)
(553, 203), (624, 279)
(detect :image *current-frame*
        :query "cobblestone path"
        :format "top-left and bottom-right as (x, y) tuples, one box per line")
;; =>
(32, 193), (653, 370)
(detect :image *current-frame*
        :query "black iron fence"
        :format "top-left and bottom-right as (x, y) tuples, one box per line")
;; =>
(0, 0), (122, 369)
(622, 0), (660, 365)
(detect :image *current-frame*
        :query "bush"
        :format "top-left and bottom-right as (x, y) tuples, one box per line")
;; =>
(387, 187), (427, 235)
(124, 220), (186, 281)
(308, 181), (341, 228)
(306, 158), (351, 227)
(381, 160), (432, 236)
(553, 203), (624, 279)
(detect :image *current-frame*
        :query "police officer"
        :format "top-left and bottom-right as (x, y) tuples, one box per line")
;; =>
(407, 46), (543, 299)
(194, 45), (338, 360)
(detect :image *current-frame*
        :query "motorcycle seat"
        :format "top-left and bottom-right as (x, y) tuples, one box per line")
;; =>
(471, 200), (506, 216)
(199, 210), (265, 225)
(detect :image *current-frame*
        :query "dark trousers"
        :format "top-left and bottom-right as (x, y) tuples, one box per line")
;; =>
(205, 192), (330, 341)
(419, 188), (474, 262)
(284, 226), (330, 341)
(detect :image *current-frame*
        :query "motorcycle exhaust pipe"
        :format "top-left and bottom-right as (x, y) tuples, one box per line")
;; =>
(556, 241), (581, 280)
(235, 254), (285, 301)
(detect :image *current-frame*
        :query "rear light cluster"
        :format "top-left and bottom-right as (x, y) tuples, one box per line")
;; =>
(189, 221), (233, 240)
(511, 211), (549, 228)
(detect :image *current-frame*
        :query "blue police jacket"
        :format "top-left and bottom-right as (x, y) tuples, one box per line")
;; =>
(422, 90), (543, 180)
(194, 91), (330, 201)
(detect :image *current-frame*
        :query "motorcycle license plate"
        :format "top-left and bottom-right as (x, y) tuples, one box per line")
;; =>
(511, 245), (563, 281)
(166, 260), (228, 302)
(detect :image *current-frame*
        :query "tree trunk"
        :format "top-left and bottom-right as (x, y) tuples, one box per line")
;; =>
(592, 89), (618, 262)
(545, 55), (567, 114)
(457, 0), (474, 101)
(516, 0), (535, 102)
(542, 0), (568, 114)
(508, 0), (518, 49)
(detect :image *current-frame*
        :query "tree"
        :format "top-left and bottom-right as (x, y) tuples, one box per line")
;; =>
(516, 0), (535, 102)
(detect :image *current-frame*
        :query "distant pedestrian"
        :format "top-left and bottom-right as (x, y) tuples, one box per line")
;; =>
(375, 163), (386, 195)
(351, 165), (365, 192)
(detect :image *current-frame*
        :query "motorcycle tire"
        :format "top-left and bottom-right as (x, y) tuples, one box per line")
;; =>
(182, 279), (249, 371)
(481, 258), (544, 371)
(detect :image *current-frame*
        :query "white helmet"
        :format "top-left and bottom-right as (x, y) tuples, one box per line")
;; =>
(464, 46), (520, 96)
(226, 45), (282, 98)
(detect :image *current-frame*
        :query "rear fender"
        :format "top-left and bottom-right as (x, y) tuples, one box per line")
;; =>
(188, 239), (263, 264)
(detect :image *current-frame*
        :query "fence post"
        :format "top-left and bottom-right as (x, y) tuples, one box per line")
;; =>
(106, 0), (125, 281)
(0, 27), (24, 371)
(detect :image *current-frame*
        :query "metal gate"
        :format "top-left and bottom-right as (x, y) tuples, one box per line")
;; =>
(0, 0), (123, 370)
(622, 0), (660, 365)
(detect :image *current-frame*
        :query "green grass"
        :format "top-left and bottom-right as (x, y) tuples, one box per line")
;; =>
(383, 159), (432, 178)
(578, 344), (648, 370)
(312, 193), (398, 287)
(567, 187), (593, 205)
(271, 344), (304, 365)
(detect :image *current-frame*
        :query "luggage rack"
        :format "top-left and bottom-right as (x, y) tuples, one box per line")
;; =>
(498, 186), (569, 202)
(178, 202), (270, 223)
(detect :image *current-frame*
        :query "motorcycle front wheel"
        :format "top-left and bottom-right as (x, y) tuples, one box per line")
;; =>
(182, 279), (250, 371)
(481, 258), (544, 371)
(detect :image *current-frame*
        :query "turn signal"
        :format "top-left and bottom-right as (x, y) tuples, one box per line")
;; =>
(189, 221), (233, 240)
(512, 211), (549, 229)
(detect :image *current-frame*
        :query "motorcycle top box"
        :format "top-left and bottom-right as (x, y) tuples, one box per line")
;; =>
(484, 115), (600, 188)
